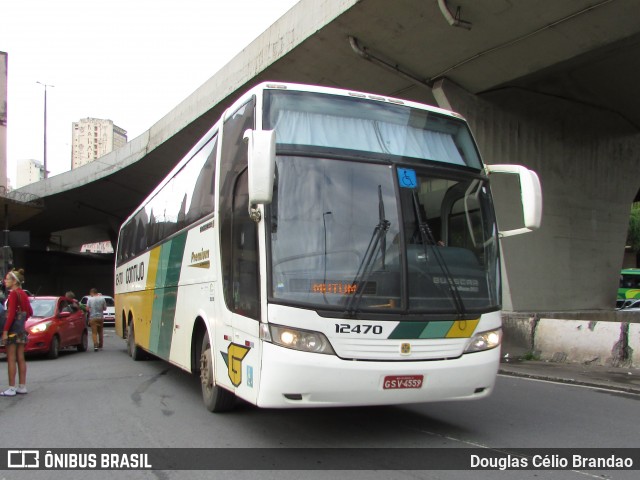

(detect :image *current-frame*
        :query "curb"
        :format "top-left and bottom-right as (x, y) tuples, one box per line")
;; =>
(498, 368), (640, 395)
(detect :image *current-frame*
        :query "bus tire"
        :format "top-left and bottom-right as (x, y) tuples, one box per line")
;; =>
(200, 335), (235, 412)
(128, 322), (145, 361)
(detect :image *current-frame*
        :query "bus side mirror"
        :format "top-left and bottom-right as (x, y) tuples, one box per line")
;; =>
(486, 164), (543, 237)
(244, 129), (276, 222)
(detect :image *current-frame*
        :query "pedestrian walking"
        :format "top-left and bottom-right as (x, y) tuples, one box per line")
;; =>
(86, 288), (106, 351)
(1, 268), (33, 396)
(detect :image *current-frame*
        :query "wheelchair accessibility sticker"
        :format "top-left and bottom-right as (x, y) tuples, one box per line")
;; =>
(397, 168), (417, 188)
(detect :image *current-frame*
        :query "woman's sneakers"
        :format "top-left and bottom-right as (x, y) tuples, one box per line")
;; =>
(0, 387), (16, 396)
(0, 385), (27, 396)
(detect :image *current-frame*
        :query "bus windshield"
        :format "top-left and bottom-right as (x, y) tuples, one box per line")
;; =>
(269, 156), (500, 315)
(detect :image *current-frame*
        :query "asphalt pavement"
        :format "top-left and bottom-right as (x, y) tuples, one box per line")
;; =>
(499, 359), (640, 394)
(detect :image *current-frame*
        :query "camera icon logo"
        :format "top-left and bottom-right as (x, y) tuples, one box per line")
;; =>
(7, 450), (40, 468)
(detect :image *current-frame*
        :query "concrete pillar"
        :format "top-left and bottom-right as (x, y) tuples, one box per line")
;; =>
(433, 78), (640, 313)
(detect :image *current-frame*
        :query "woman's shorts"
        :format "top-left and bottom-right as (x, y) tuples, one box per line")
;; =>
(4, 331), (28, 345)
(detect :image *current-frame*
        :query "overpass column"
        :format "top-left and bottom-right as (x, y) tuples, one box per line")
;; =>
(431, 78), (640, 315)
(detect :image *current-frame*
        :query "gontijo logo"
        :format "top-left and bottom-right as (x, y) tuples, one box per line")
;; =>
(115, 261), (145, 286)
(221, 344), (251, 386)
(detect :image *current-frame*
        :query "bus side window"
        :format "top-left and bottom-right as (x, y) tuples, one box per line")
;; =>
(187, 137), (218, 224)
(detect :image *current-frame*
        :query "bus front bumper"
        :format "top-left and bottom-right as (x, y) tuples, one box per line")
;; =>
(256, 342), (500, 408)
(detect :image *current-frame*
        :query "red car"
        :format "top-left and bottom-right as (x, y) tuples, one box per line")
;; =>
(0, 296), (88, 359)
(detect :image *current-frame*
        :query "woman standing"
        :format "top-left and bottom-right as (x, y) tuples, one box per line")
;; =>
(1, 268), (33, 396)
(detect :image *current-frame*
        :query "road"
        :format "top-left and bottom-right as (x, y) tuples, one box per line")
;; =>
(0, 328), (638, 480)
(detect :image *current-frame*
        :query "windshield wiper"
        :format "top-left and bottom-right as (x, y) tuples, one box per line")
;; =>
(411, 190), (466, 317)
(345, 185), (390, 317)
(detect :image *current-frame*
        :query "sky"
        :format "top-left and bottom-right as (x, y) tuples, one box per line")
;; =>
(1, 0), (300, 186)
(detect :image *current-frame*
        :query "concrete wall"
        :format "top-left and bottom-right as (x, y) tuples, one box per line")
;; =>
(502, 312), (640, 367)
(434, 79), (640, 313)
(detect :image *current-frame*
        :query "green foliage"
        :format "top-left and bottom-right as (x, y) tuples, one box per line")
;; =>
(628, 204), (640, 252)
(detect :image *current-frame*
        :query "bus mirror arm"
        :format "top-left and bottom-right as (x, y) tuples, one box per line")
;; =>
(244, 129), (277, 222)
(486, 164), (543, 237)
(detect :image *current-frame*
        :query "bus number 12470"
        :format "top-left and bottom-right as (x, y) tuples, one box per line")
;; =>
(335, 324), (383, 334)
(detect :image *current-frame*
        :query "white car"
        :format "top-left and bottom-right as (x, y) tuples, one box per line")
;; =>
(80, 295), (115, 325)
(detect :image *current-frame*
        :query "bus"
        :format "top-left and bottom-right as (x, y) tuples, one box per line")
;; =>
(114, 82), (542, 411)
(618, 268), (640, 301)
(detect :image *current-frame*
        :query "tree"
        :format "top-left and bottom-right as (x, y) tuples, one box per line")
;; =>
(627, 203), (640, 266)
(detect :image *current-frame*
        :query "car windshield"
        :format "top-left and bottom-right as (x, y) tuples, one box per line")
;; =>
(268, 156), (500, 314)
(30, 299), (56, 318)
(104, 297), (114, 307)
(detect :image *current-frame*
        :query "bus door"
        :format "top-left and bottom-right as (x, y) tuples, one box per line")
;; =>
(216, 97), (262, 403)
(214, 167), (263, 403)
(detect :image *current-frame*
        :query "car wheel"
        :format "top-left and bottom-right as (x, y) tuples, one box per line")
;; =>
(200, 334), (235, 412)
(47, 335), (60, 360)
(77, 330), (88, 352)
(127, 322), (144, 361)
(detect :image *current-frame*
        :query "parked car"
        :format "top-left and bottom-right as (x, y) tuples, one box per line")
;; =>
(80, 295), (115, 326)
(0, 296), (88, 359)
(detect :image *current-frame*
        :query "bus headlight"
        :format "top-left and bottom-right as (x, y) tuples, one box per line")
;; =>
(464, 328), (502, 353)
(262, 324), (335, 355)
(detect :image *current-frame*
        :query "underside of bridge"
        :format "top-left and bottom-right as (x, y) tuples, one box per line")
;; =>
(9, 0), (640, 310)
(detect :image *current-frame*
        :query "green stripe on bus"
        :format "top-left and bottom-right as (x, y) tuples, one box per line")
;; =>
(419, 321), (454, 339)
(157, 233), (187, 358)
(148, 233), (188, 359)
(387, 322), (429, 339)
(388, 321), (472, 339)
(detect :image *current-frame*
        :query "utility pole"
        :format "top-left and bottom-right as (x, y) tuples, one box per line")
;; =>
(36, 81), (54, 179)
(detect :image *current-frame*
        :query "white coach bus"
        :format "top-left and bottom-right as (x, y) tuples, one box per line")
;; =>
(114, 82), (542, 412)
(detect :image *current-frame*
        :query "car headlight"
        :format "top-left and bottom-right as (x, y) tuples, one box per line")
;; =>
(260, 324), (335, 355)
(464, 328), (502, 353)
(30, 321), (52, 334)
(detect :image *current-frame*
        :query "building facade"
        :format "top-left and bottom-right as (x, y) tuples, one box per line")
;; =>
(71, 118), (127, 169)
(16, 158), (45, 188)
(1, 52), (8, 189)
(80, 240), (114, 254)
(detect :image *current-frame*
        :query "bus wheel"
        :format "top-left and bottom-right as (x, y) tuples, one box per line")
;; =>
(128, 322), (144, 361)
(200, 335), (235, 412)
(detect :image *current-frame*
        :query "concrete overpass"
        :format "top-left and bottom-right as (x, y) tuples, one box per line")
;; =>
(7, 0), (640, 313)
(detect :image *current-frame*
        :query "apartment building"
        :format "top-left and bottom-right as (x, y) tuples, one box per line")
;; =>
(16, 158), (45, 188)
(71, 118), (127, 169)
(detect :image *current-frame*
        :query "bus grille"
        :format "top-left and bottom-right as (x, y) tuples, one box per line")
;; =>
(330, 337), (467, 361)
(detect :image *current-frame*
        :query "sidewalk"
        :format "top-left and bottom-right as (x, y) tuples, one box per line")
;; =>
(499, 359), (640, 394)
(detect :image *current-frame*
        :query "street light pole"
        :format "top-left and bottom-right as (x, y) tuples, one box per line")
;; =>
(36, 81), (54, 179)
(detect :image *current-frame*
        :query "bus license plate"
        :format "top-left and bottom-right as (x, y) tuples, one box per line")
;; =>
(383, 375), (423, 390)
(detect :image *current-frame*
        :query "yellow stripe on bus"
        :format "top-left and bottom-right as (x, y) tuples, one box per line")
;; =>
(445, 319), (480, 338)
(120, 247), (161, 350)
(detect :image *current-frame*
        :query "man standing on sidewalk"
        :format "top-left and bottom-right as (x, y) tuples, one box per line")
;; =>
(87, 289), (106, 351)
